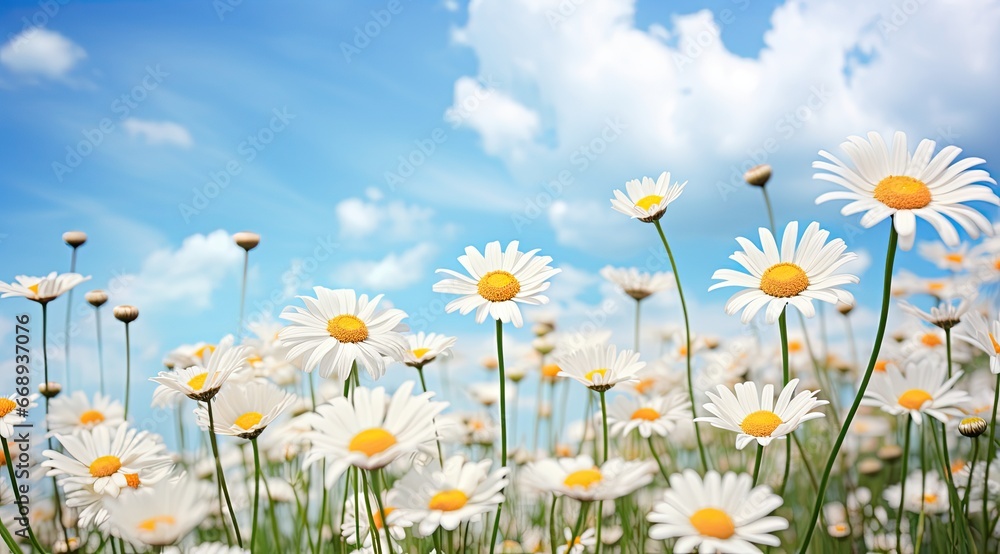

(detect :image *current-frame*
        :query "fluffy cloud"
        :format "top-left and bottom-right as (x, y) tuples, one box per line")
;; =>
(445, 76), (541, 163)
(334, 196), (454, 243)
(333, 242), (437, 291)
(116, 230), (243, 311)
(0, 28), (85, 79)
(122, 119), (194, 148)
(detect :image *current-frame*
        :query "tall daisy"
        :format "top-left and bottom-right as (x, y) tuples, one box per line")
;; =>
(403, 332), (457, 369)
(390, 455), (509, 537)
(278, 287), (408, 381)
(302, 381), (447, 486)
(150, 335), (250, 402)
(610, 171), (686, 223)
(0, 272), (90, 304)
(647, 469), (788, 553)
(599, 266), (674, 301)
(103, 477), (211, 547)
(710, 221), (858, 324)
(697, 379), (827, 450)
(0, 393), (31, 439)
(432, 240), (559, 328)
(521, 455), (655, 502)
(862, 359), (969, 425)
(606, 393), (691, 439)
(814, 131), (999, 251)
(955, 311), (1000, 374)
(193, 381), (294, 440)
(556, 344), (645, 392)
(47, 392), (124, 436)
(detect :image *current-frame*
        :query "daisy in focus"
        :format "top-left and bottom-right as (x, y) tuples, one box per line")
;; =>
(862, 359), (969, 424)
(521, 455), (655, 502)
(193, 381), (294, 440)
(0, 393), (31, 439)
(278, 287), (409, 381)
(606, 393), (691, 439)
(647, 469), (789, 553)
(432, 240), (560, 328)
(150, 335), (250, 403)
(47, 392), (124, 436)
(955, 311), (1000, 374)
(814, 131), (999, 250)
(600, 265), (674, 301)
(403, 332), (457, 369)
(556, 344), (645, 392)
(610, 171), (687, 223)
(697, 379), (827, 450)
(302, 381), (447, 485)
(390, 455), (509, 536)
(0, 272), (90, 303)
(710, 221), (858, 324)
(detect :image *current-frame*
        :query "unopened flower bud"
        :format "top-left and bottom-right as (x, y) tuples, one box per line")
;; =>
(959, 416), (988, 438)
(233, 231), (261, 251)
(113, 305), (139, 323)
(744, 164), (772, 187)
(85, 289), (108, 308)
(62, 231), (87, 248)
(39, 381), (62, 398)
(877, 444), (903, 463)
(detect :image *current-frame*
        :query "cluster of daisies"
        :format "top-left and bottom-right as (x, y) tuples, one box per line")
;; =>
(0, 130), (998, 554)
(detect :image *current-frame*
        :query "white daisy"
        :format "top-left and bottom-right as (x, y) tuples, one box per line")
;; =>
(63, 462), (173, 530)
(47, 392), (124, 436)
(599, 266), (674, 301)
(917, 241), (972, 272)
(696, 378), (827, 450)
(193, 381), (294, 440)
(278, 287), (408, 381)
(403, 332), (457, 369)
(0, 272), (90, 303)
(558, 527), (597, 554)
(710, 221), (858, 324)
(556, 344), (645, 392)
(150, 335), (250, 402)
(521, 455), (655, 502)
(432, 240), (560, 328)
(883, 471), (950, 514)
(103, 477), (211, 547)
(341, 489), (411, 549)
(42, 425), (172, 497)
(814, 131), (999, 251)
(955, 311), (1000, 374)
(610, 171), (687, 223)
(862, 359), (969, 424)
(390, 455), (509, 536)
(0, 393), (30, 439)
(302, 381), (447, 486)
(899, 298), (971, 330)
(647, 469), (789, 553)
(606, 393), (691, 439)
(162, 341), (216, 370)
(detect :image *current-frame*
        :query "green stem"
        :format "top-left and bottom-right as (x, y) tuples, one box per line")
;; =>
(798, 224), (898, 553)
(896, 417), (913, 554)
(416, 367), (445, 466)
(633, 299), (641, 354)
(207, 400), (243, 547)
(361, 471), (383, 554)
(261, 470), (281, 552)
(760, 186), (777, 234)
(95, 306), (105, 395)
(250, 438), (261, 554)
(489, 319), (507, 554)
(778, 310), (792, 497)
(549, 495), (559, 554)
(752, 443), (764, 487)
(2, 438), (46, 553)
(648, 437), (669, 480)
(653, 220), (707, 472)
(930, 421), (975, 553)
(238, 250), (249, 339)
(0, 519), (22, 554)
(984, 374), (1000, 553)
(599, 391), (609, 463)
(123, 321), (131, 420)
(963, 438), (979, 520)
(945, 328), (952, 378)
(64, 247), (77, 390)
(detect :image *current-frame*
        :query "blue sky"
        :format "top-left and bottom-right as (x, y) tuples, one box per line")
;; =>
(1, 0), (998, 420)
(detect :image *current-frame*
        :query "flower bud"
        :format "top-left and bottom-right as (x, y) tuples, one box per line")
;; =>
(743, 164), (772, 187)
(85, 289), (108, 308)
(959, 416), (988, 438)
(233, 231), (261, 251)
(62, 231), (87, 248)
(113, 305), (139, 323)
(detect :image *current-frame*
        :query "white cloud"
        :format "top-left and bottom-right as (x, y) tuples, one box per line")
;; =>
(117, 230), (243, 311)
(122, 119), (194, 148)
(333, 242), (437, 291)
(334, 197), (454, 243)
(445, 76), (541, 163)
(0, 28), (85, 79)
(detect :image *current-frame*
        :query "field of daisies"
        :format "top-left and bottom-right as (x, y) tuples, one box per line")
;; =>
(1, 130), (999, 554)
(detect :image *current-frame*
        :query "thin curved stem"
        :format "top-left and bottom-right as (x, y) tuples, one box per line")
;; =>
(123, 321), (132, 420)
(760, 186), (777, 234)
(984, 374), (1000, 553)
(95, 307), (105, 395)
(752, 443), (765, 487)
(653, 220), (707, 471)
(2, 438), (44, 553)
(489, 319), (507, 554)
(416, 367), (445, 466)
(65, 246), (77, 390)
(778, 311), (792, 497)
(549, 494), (559, 554)
(633, 298), (641, 354)
(250, 438), (261, 554)
(648, 436), (669, 480)
(238, 250), (249, 339)
(896, 417), (913, 553)
(207, 400), (243, 547)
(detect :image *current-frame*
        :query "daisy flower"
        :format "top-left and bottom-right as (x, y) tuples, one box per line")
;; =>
(521, 455), (655, 502)
(883, 471), (950, 514)
(150, 335), (250, 402)
(42, 425), (172, 497)
(606, 393), (691, 439)
(432, 240), (560, 328)
(403, 332), (457, 369)
(955, 311), (1000, 374)
(814, 131), (999, 251)
(162, 342), (216, 370)
(0, 393), (30, 439)
(710, 221), (858, 324)
(103, 477), (211, 547)
(696, 379), (827, 450)
(558, 527), (597, 554)
(899, 298), (971, 330)
(278, 287), (409, 381)
(0, 272), (90, 303)
(64, 462), (173, 530)
(610, 171), (687, 223)
(647, 469), (789, 553)
(341, 489), (411, 549)
(600, 266), (674, 301)
(390, 455), (509, 536)
(193, 381), (294, 440)
(302, 381), (447, 486)
(47, 392), (124, 436)
(556, 344), (645, 392)
(918, 241), (972, 272)
(862, 359), (969, 424)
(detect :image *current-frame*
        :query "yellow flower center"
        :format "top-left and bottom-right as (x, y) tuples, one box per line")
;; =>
(187, 373), (208, 391)
(634, 378), (655, 394)
(989, 333), (1000, 355)
(563, 468), (603, 488)
(542, 363), (562, 379)
(348, 428), (397, 457)
(789, 340), (803, 353)
(631, 408), (660, 421)
(635, 194), (664, 211)
(89, 455), (122, 478)
(873, 175), (932, 210)
(689, 507), (736, 539)
(246, 354), (262, 366)
(235, 411), (264, 430)
(898, 389), (932, 410)
(740, 410), (783, 437)
(759, 263), (810, 298)
(951, 460), (966, 474)
(428, 489), (469, 512)
(372, 506), (395, 529)
(927, 282), (945, 292)
(125, 473), (141, 488)
(79, 410), (105, 425)
(585, 368), (608, 382)
(944, 253), (964, 263)
(920, 333), (942, 347)
(411, 348), (431, 359)
(874, 360), (889, 373)
(924, 493), (938, 504)
(477, 271), (521, 302)
(0, 398), (17, 417)
(28, 283), (40, 295)
(326, 314), (369, 343)
(137, 515), (176, 532)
